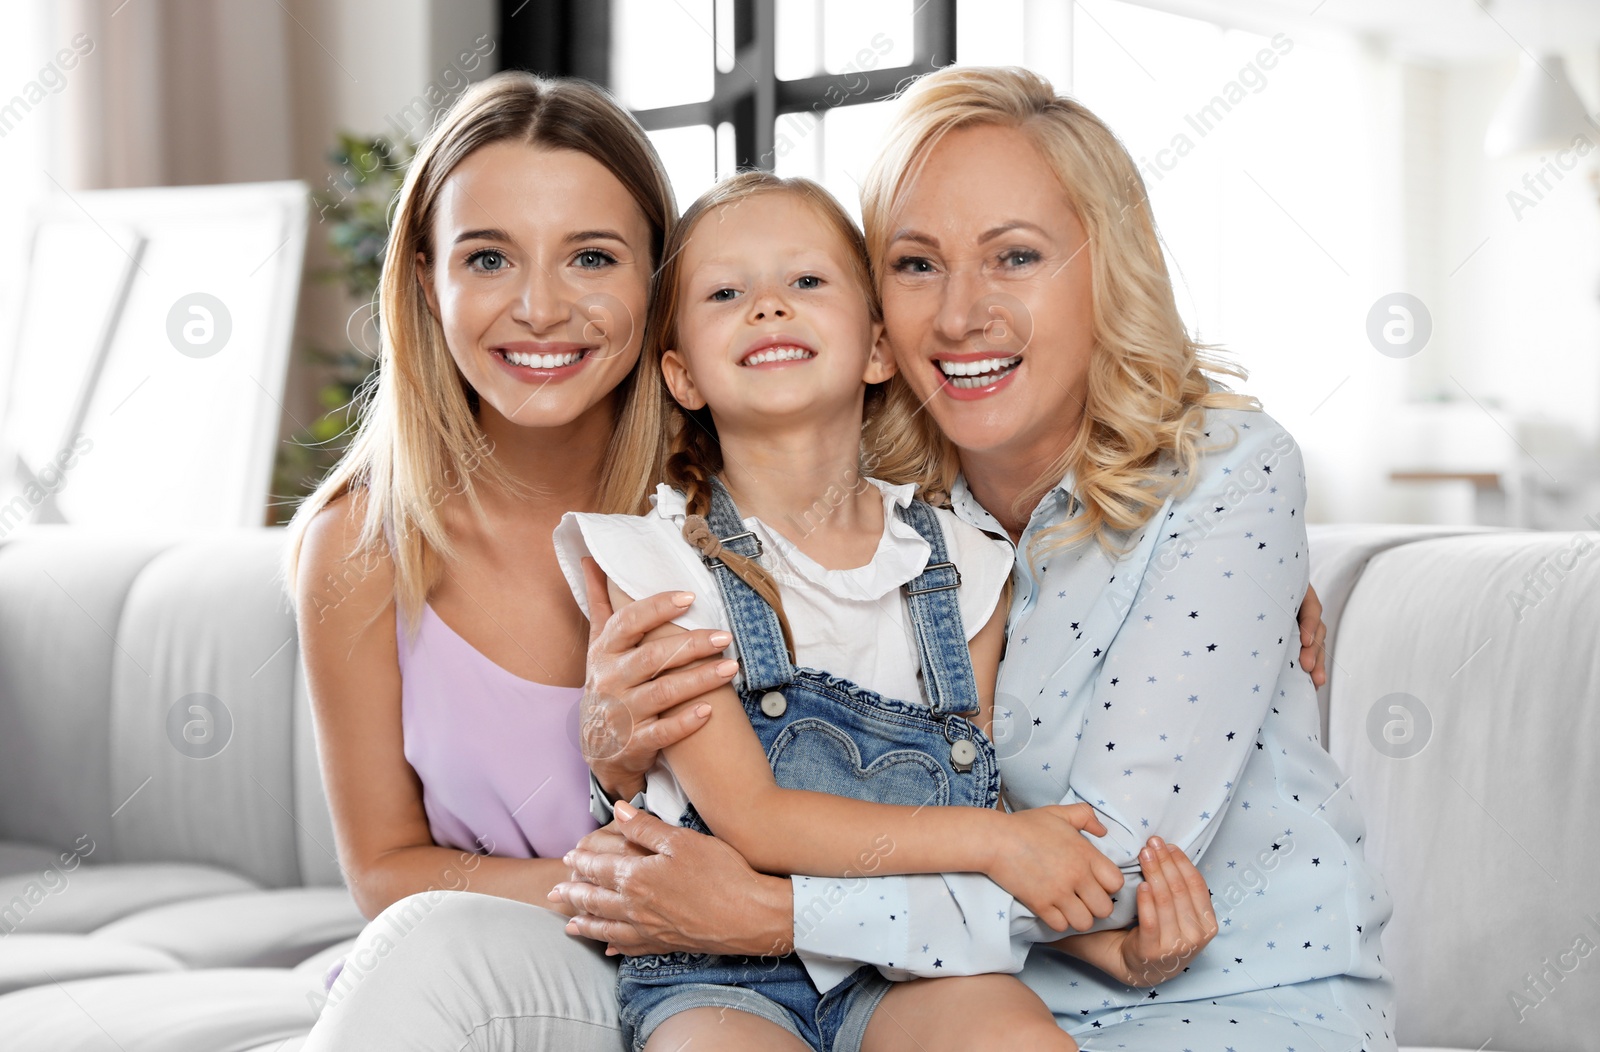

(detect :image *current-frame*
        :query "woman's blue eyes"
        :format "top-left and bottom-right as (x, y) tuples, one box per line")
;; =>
(463, 248), (617, 272)
(890, 250), (1040, 273)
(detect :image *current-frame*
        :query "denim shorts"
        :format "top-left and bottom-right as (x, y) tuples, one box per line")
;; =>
(618, 951), (891, 1052)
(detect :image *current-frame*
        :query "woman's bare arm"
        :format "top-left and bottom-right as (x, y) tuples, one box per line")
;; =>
(297, 495), (570, 919)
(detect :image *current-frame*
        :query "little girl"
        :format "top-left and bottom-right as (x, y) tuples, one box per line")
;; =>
(554, 174), (1211, 1052)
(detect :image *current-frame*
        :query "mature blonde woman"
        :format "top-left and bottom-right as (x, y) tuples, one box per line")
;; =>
(293, 66), (1342, 1051)
(560, 67), (1386, 1051)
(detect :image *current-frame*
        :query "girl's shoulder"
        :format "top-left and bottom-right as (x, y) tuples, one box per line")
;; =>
(551, 488), (727, 631)
(891, 489), (1012, 569)
(888, 489), (1014, 638)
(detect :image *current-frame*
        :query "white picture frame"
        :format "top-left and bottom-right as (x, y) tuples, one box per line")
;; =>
(0, 180), (308, 532)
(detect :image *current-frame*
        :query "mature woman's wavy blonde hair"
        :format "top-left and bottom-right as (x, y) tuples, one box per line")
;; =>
(862, 65), (1256, 557)
(284, 72), (675, 624)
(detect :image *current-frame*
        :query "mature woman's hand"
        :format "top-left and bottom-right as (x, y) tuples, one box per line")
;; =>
(580, 558), (739, 801)
(1297, 583), (1329, 688)
(550, 801), (794, 958)
(1052, 836), (1218, 988)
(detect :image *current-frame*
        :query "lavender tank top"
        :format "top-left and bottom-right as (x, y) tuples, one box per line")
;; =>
(397, 604), (597, 859)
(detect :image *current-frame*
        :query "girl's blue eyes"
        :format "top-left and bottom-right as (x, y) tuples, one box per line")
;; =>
(575, 249), (616, 269)
(706, 275), (823, 301)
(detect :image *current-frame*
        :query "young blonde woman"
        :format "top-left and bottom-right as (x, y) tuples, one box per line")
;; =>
(288, 73), (744, 1048)
(558, 67), (1385, 1052)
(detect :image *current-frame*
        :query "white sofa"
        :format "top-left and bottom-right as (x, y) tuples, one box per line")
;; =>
(0, 524), (1594, 1050)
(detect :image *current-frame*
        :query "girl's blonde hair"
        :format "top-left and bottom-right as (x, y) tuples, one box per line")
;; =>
(284, 72), (676, 623)
(650, 172), (883, 659)
(861, 65), (1256, 557)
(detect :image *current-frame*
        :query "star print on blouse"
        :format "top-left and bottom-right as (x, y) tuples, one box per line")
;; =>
(785, 408), (1394, 1050)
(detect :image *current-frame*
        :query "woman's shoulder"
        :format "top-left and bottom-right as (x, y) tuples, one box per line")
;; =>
(295, 490), (395, 594)
(1181, 406), (1303, 492)
(293, 489), (396, 633)
(1155, 405), (1309, 543)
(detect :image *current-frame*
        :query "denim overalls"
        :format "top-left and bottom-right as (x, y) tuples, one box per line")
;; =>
(616, 479), (1002, 1052)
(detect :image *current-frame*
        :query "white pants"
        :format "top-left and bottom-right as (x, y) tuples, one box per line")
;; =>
(302, 891), (625, 1051)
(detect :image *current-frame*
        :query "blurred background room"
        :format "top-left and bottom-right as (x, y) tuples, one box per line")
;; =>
(1, 0), (1598, 535)
(1, 5), (1598, 1050)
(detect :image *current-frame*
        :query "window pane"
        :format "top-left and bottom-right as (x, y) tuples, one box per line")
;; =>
(649, 125), (717, 210)
(773, 100), (898, 220)
(775, 0), (914, 80)
(822, 0), (913, 74)
(956, 0), (1024, 66)
(775, 0), (822, 80)
(610, 0), (715, 110)
(773, 111), (822, 182)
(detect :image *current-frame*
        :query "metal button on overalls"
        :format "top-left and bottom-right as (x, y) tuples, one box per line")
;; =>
(760, 691), (787, 718)
(949, 738), (976, 772)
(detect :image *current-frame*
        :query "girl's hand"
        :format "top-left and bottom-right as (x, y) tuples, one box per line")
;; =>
(1053, 836), (1218, 987)
(580, 558), (737, 801)
(986, 803), (1123, 933)
(1298, 583), (1328, 688)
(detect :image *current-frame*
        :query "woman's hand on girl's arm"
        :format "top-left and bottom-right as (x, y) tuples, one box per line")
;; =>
(580, 558), (737, 802)
(552, 802), (795, 957)
(1050, 837), (1218, 987)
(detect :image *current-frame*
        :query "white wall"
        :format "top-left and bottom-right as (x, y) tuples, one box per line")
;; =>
(282, 0), (496, 453)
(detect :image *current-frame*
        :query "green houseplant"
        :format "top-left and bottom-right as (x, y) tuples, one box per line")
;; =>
(271, 133), (413, 523)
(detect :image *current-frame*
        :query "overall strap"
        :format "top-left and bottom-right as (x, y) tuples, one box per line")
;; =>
(896, 500), (980, 716)
(697, 477), (795, 691)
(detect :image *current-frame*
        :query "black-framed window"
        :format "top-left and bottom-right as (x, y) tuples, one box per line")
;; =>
(502, 0), (956, 214)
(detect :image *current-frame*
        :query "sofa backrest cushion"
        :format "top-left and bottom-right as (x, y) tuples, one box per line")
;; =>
(1326, 530), (1600, 1050)
(0, 528), (341, 889)
(0, 531), (169, 863)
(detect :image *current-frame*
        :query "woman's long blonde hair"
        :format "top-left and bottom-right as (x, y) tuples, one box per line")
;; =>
(283, 72), (675, 623)
(862, 65), (1256, 557)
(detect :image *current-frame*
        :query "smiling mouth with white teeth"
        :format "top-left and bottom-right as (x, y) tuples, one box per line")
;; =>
(501, 349), (587, 369)
(740, 345), (816, 366)
(937, 355), (1022, 388)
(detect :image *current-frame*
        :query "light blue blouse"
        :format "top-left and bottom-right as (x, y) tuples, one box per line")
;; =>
(790, 408), (1396, 1046)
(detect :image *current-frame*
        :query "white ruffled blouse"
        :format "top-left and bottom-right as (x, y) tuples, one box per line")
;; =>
(553, 479), (1013, 824)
